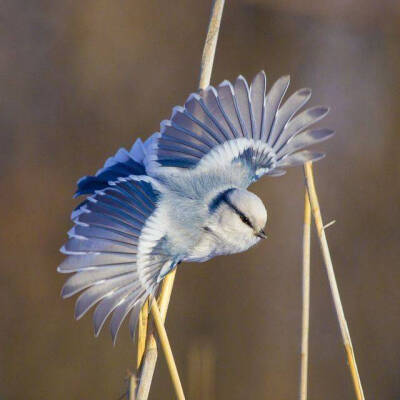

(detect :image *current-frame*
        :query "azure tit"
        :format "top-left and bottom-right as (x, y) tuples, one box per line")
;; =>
(58, 71), (333, 343)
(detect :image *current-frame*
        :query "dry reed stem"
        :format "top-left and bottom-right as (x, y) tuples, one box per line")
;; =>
(134, 0), (225, 398)
(304, 162), (365, 400)
(135, 345), (157, 400)
(299, 185), (311, 400)
(199, 0), (225, 90)
(137, 300), (148, 369)
(150, 300), (185, 400)
(156, 268), (177, 319)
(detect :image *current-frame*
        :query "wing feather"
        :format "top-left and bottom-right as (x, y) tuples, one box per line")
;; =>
(278, 150), (325, 167)
(217, 81), (245, 138)
(250, 71), (267, 140)
(199, 88), (236, 141)
(61, 268), (136, 298)
(93, 283), (142, 336)
(69, 225), (138, 245)
(274, 106), (329, 149)
(268, 88), (311, 146)
(276, 128), (334, 157)
(161, 122), (213, 151)
(263, 75), (290, 143)
(234, 75), (253, 138)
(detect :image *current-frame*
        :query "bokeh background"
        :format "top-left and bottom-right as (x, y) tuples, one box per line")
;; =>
(1, 0), (399, 399)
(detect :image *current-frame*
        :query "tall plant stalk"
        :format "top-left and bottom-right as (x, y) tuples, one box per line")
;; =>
(299, 186), (311, 400)
(304, 162), (365, 400)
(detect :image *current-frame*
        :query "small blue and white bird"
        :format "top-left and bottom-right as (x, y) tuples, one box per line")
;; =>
(58, 71), (333, 343)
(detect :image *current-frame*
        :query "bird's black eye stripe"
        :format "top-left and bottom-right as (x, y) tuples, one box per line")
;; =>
(239, 213), (253, 228)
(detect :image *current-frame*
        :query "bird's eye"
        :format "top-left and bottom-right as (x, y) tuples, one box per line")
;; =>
(240, 214), (252, 227)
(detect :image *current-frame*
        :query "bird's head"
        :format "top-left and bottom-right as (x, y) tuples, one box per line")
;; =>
(207, 188), (267, 252)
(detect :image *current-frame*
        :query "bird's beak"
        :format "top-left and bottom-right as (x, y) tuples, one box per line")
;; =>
(256, 229), (267, 239)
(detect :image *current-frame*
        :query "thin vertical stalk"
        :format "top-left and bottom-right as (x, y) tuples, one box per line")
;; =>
(299, 184), (311, 400)
(199, 0), (225, 90)
(137, 300), (149, 369)
(304, 163), (365, 400)
(150, 300), (185, 400)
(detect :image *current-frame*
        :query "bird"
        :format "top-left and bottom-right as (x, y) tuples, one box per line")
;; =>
(58, 71), (333, 343)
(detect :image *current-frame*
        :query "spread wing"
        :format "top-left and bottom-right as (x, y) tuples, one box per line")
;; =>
(145, 71), (333, 185)
(58, 175), (176, 343)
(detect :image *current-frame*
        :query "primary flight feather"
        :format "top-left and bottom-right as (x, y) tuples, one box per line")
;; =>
(58, 71), (333, 343)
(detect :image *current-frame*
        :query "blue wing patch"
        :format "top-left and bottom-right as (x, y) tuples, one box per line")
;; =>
(75, 138), (154, 197)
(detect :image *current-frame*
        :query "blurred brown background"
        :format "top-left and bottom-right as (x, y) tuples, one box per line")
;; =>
(1, 0), (399, 399)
